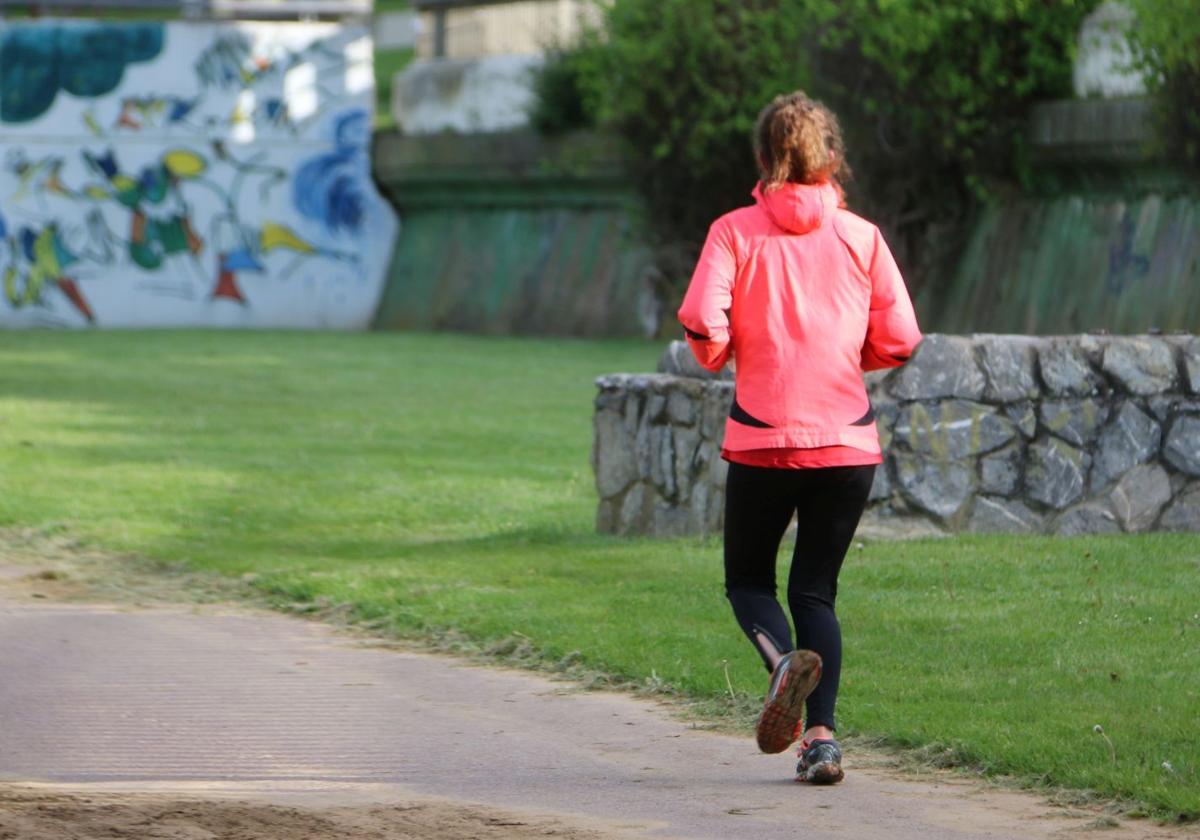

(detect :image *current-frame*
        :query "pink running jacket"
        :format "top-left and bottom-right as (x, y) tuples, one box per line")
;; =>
(678, 181), (921, 455)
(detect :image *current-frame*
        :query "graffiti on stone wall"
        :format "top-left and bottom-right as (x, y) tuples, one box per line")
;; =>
(0, 20), (396, 328)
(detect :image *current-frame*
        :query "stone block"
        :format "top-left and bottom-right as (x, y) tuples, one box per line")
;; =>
(700, 382), (734, 441)
(1078, 333), (1108, 360)
(1101, 337), (1178, 395)
(593, 408), (638, 498)
(673, 424), (702, 498)
(893, 401), (1017, 460)
(967, 497), (1043, 534)
(667, 389), (697, 426)
(893, 452), (974, 521)
(1053, 502), (1120, 535)
(1160, 484), (1200, 532)
(1109, 463), (1172, 531)
(645, 393), (667, 424)
(980, 444), (1022, 496)
(976, 335), (1039, 402)
(1147, 395), (1176, 422)
(623, 387), (642, 433)
(1039, 340), (1102, 396)
(869, 461), (892, 502)
(1163, 414), (1200, 476)
(1039, 399), (1110, 447)
(1149, 397), (1200, 423)
(874, 399), (900, 449)
(888, 335), (986, 400)
(1027, 437), (1090, 509)
(1004, 402), (1038, 438)
(634, 420), (653, 480)
(648, 425), (676, 500)
(1180, 338), (1200, 394)
(652, 498), (693, 537)
(594, 388), (625, 413)
(688, 479), (711, 534)
(1091, 401), (1161, 491)
(709, 451), (729, 489)
(709, 487), (726, 532)
(617, 483), (649, 535)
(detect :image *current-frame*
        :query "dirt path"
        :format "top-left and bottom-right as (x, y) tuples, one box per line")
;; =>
(0, 535), (1195, 840)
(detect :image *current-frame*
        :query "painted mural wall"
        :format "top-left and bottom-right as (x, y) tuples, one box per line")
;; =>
(0, 19), (398, 328)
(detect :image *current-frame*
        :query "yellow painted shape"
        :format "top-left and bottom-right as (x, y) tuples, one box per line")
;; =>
(162, 149), (206, 179)
(260, 222), (315, 254)
(32, 228), (61, 277)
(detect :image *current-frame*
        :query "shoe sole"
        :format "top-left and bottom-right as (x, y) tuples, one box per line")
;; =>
(754, 650), (822, 754)
(798, 760), (844, 785)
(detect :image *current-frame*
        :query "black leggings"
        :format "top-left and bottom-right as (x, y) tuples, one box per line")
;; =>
(723, 461), (875, 732)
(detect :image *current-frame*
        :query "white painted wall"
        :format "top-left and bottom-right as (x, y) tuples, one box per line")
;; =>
(1073, 1), (1148, 99)
(0, 19), (398, 329)
(392, 54), (543, 135)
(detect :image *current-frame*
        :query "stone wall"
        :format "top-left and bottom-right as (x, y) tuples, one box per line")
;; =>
(592, 334), (1200, 537)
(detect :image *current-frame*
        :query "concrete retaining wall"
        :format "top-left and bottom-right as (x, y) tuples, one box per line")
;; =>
(372, 129), (658, 336)
(592, 335), (1200, 537)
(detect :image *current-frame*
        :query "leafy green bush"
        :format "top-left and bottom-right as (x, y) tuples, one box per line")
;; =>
(1126, 0), (1200, 166)
(533, 0), (1097, 299)
(811, 1), (1097, 296)
(558, 1), (828, 256)
(528, 48), (597, 136)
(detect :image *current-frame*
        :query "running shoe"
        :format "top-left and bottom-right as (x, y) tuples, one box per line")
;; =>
(754, 649), (822, 754)
(796, 738), (844, 784)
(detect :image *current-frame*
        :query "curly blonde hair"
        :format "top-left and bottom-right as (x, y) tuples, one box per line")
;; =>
(754, 91), (849, 189)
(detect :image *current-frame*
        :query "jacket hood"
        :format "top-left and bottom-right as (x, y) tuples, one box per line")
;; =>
(752, 181), (839, 234)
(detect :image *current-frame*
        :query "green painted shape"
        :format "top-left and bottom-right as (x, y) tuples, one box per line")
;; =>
(929, 178), (1200, 334)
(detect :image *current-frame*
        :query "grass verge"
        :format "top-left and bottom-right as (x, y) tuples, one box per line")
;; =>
(0, 330), (1196, 820)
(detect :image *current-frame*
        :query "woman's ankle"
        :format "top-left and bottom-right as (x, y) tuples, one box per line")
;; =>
(802, 725), (835, 745)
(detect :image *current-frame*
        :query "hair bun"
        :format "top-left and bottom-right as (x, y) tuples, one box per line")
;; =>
(754, 91), (848, 188)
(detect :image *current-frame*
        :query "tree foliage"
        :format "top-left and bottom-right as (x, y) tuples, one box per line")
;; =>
(533, 0), (1098, 296)
(1125, 0), (1200, 166)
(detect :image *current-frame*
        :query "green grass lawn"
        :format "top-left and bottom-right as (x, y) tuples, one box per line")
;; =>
(1, 331), (1197, 819)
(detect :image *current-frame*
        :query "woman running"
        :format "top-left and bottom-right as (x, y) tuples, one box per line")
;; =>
(678, 91), (921, 784)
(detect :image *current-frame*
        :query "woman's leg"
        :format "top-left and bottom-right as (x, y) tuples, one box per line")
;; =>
(723, 462), (799, 672)
(786, 465), (875, 734)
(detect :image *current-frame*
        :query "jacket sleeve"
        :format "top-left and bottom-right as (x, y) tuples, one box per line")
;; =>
(861, 227), (922, 371)
(677, 219), (736, 372)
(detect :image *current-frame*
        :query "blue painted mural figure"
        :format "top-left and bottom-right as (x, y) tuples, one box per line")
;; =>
(0, 19), (397, 328)
(294, 109), (370, 236)
(0, 23), (164, 123)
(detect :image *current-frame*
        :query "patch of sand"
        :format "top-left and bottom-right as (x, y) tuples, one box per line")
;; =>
(0, 784), (632, 840)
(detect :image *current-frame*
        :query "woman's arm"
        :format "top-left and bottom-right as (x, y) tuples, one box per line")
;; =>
(861, 228), (922, 371)
(678, 220), (736, 372)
